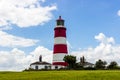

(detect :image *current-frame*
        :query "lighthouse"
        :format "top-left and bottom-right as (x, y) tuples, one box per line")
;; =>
(52, 16), (68, 69)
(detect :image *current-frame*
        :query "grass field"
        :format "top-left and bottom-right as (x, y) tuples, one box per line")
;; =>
(0, 70), (120, 80)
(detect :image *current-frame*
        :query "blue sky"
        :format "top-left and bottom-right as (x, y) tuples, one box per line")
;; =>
(6, 0), (120, 50)
(0, 0), (120, 71)
(53, 0), (120, 48)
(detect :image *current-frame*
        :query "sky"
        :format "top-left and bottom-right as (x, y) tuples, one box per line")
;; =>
(0, 0), (120, 71)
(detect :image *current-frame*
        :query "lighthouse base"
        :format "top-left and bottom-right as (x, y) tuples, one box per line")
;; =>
(51, 65), (66, 69)
(51, 62), (68, 69)
(53, 62), (68, 66)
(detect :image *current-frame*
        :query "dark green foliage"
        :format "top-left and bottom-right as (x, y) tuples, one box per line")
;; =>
(73, 63), (84, 70)
(95, 59), (107, 69)
(107, 61), (119, 69)
(63, 55), (76, 69)
(23, 68), (52, 71)
(84, 67), (96, 70)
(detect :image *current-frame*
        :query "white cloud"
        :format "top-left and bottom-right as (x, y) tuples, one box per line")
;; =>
(95, 33), (115, 44)
(71, 33), (120, 65)
(0, 46), (52, 71)
(0, 0), (57, 28)
(0, 26), (12, 30)
(0, 48), (29, 71)
(30, 46), (53, 63)
(117, 10), (120, 16)
(1, 33), (120, 71)
(0, 31), (38, 47)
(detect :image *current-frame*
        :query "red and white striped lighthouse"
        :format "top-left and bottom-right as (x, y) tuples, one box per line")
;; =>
(53, 16), (68, 67)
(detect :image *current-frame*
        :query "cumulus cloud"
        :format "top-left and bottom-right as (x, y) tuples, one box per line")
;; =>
(71, 33), (120, 65)
(1, 33), (120, 71)
(95, 33), (115, 44)
(117, 10), (120, 16)
(0, 31), (38, 47)
(0, 48), (29, 71)
(30, 46), (53, 63)
(0, 46), (52, 71)
(0, 0), (57, 28)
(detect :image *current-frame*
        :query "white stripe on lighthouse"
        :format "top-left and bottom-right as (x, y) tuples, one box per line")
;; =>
(53, 53), (67, 62)
(56, 26), (65, 28)
(54, 37), (66, 44)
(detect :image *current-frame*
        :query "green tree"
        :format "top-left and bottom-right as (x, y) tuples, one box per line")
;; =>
(63, 55), (76, 69)
(95, 59), (107, 69)
(107, 61), (118, 69)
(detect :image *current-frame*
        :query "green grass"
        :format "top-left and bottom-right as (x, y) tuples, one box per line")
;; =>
(0, 70), (120, 80)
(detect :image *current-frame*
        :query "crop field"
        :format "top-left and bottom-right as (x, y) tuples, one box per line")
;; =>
(0, 70), (120, 80)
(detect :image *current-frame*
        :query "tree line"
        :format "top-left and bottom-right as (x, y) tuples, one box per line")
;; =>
(63, 55), (120, 70)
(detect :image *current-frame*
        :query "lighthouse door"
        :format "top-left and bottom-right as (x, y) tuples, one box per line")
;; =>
(55, 66), (58, 69)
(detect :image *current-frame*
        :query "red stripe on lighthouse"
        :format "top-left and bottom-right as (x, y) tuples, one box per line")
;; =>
(54, 27), (66, 38)
(53, 44), (68, 53)
(53, 62), (68, 66)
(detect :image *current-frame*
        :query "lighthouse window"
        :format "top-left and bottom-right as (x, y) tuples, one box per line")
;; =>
(57, 21), (60, 25)
(57, 21), (64, 26)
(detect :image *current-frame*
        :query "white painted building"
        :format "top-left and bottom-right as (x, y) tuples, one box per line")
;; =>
(30, 61), (51, 70)
(78, 56), (94, 68)
(81, 62), (94, 68)
(30, 55), (51, 70)
(29, 55), (67, 70)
